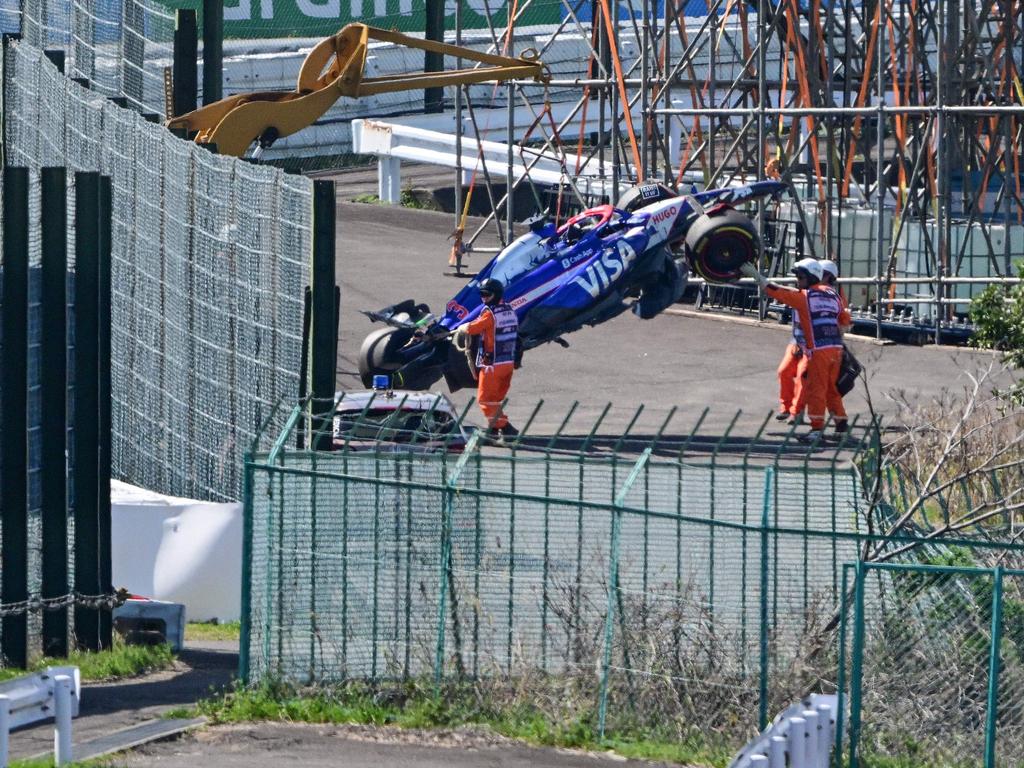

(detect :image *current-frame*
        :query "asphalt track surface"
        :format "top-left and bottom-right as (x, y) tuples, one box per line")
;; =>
(334, 200), (1013, 444)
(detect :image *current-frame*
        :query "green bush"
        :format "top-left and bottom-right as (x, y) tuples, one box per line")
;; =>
(969, 265), (1024, 400)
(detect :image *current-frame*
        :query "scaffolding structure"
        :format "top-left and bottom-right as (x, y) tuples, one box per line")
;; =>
(433, 0), (1024, 341)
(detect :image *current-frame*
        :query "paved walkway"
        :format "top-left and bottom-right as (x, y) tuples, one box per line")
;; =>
(8, 641), (237, 761)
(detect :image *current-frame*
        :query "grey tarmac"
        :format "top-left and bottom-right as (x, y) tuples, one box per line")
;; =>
(334, 200), (1013, 437)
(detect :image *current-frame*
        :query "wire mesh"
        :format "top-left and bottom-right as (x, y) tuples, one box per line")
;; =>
(4, 40), (312, 501)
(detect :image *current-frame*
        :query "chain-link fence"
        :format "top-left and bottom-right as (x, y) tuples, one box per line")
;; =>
(4, 40), (313, 501)
(838, 562), (1024, 768)
(242, 403), (872, 736)
(243, 401), (1024, 761)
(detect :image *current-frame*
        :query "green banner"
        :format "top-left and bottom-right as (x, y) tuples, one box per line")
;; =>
(160, 0), (564, 39)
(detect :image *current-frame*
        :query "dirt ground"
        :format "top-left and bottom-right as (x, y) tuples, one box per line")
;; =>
(105, 722), (688, 768)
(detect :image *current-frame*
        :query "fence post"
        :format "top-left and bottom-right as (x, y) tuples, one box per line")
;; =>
(759, 465), (775, 730)
(847, 562), (867, 768)
(835, 564), (853, 765)
(239, 456), (255, 683)
(73, 171), (103, 651)
(310, 180), (337, 451)
(98, 175), (113, 649)
(41, 167), (69, 657)
(424, 0), (444, 113)
(203, 0), (224, 105)
(434, 432), (481, 683)
(1, 166), (29, 668)
(172, 9), (198, 118)
(598, 448), (653, 740)
(984, 566), (1004, 768)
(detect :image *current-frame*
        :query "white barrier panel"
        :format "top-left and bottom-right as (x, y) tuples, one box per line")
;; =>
(112, 481), (242, 621)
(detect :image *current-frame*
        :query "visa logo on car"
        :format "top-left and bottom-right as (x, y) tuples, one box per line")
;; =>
(571, 240), (638, 298)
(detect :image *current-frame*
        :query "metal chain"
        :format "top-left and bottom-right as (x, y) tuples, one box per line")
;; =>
(0, 589), (131, 618)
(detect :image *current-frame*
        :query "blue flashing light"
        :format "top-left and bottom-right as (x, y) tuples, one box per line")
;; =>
(372, 374), (390, 391)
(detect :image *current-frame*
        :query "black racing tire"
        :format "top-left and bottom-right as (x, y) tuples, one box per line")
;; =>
(358, 326), (415, 387)
(684, 207), (760, 283)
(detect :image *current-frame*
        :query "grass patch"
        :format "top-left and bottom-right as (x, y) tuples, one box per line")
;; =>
(185, 620), (241, 642)
(352, 193), (381, 204)
(196, 680), (731, 767)
(0, 641), (174, 684)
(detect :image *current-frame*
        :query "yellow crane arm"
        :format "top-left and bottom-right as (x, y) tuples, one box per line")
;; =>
(166, 23), (548, 158)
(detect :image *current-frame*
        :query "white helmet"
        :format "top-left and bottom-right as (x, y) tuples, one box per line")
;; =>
(791, 257), (823, 281)
(819, 259), (839, 279)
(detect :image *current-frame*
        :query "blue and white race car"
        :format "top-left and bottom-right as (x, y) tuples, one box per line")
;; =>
(359, 180), (785, 391)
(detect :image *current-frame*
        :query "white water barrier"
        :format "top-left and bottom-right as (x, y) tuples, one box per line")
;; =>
(112, 481), (242, 621)
(729, 694), (838, 768)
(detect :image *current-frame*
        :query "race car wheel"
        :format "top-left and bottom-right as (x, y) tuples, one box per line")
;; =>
(684, 207), (760, 283)
(357, 326), (415, 387)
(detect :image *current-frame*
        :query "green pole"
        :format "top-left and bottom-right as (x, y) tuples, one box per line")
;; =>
(597, 505), (622, 740)
(202, 0), (223, 105)
(41, 167), (69, 657)
(73, 171), (102, 652)
(835, 564), (853, 767)
(848, 562), (867, 768)
(239, 457), (255, 682)
(598, 448), (653, 740)
(435, 432), (481, 683)
(758, 465), (774, 730)
(424, 0), (445, 113)
(172, 9), (198, 118)
(310, 180), (337, 451)
(98, 175), (113, 649)
(1, 166), (29, 668)
(984, 566), (1004, 768)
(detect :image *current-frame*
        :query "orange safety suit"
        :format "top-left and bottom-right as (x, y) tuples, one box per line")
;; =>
(464, 302), (518, 429)
(779, 289), (852, 418)
(766, 282), (848, 431)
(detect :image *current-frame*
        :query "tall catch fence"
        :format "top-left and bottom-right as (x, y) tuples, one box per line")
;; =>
(3, 40), (313, 501)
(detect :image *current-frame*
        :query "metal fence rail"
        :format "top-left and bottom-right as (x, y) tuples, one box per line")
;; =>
(243, 404), (867, 725)
(838, 561), (1024, 768)
(3, 40), (313, 501)
(243, 401), (1024, 761)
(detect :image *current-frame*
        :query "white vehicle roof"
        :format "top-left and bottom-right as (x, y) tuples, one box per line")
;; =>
(334, 389), (457, 413)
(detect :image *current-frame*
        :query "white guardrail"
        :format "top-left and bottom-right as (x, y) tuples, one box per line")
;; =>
(351, 114), (619, 203)
(0, 666), (81, 767)
(729, 694), (838, 768)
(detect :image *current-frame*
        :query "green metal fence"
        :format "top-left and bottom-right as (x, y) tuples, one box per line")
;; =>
(243, 401), (867, 714)
(242, 398), (1024, 761)
(837, 561), (1024, 768)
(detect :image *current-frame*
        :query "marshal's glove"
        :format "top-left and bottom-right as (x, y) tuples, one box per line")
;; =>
(739, 262), (768, 288)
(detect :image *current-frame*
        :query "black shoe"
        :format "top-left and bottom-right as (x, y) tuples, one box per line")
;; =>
(775, 410), (790, 422)
(833, 420), (849, 434)
(485, 426), (501, 438)
(501, 423), (519, 438)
